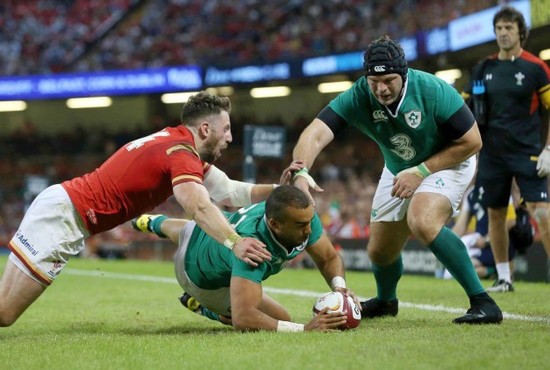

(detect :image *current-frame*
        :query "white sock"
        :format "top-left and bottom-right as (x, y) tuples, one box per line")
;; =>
(495, 263), (511, 283)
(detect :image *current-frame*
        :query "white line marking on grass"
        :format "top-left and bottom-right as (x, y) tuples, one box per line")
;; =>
(264, 287), (550, 323)
(65, 268), (177, 283)
(64, 268), (550, 324)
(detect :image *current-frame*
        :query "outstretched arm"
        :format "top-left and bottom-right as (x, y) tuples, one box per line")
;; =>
(306, 234), (360, 305)
(173, 181), (271, 266)
(292, 118), (335, 169)
(229, 276), (346, 332)
(306, 234), (345, 287)
(292, 119), (334, 201)
(203, 160), (305, 207)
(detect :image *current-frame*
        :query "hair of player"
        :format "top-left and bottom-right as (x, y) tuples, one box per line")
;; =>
(265, 185), (311, 221)
(493, 5), (528, 45)
(180, 91), (232, 127)
(363, 35), (408, 80)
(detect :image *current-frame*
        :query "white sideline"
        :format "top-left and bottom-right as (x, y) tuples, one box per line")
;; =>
(64, 268), (550, 324)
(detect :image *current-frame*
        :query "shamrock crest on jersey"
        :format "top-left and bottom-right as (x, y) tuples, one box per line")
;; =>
(404, 110), (422, 128)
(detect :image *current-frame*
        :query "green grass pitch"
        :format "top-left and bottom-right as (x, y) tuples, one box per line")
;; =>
(0, 256), (548, 370)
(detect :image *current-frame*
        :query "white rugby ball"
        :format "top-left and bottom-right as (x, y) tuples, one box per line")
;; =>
(312, 291), (361, 330)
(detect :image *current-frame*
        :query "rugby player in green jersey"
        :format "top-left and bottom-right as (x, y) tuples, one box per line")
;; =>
(291, 36), (502, 324)
(463, 6), (550, 293)
(133, 185), (360, 332)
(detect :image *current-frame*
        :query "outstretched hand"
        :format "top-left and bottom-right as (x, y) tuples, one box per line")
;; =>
(304, 307), (347, 331)
(292, 170), (323, 207)
(280, 160), (305, 185)
(232, 237), (271, 267)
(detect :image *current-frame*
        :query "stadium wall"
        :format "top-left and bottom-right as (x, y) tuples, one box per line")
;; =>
(335, 239), (550, 283)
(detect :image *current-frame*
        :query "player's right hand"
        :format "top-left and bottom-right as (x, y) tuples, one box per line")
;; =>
(292, 174), (323, 207)
(280, 160), (305, 185)
(334, 288), (361, 311)
(305, 307), (347, 331)
(232, 237), (271, 267)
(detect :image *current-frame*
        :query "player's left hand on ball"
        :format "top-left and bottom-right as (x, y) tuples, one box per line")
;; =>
(305, 307), (347, 332)
(536, 149), (550, 177)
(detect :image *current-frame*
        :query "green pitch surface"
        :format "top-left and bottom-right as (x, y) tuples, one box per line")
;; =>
(0, 256), (548, 370)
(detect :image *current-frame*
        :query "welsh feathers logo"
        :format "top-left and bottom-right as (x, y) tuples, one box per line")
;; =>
(404, 110), (422, 128)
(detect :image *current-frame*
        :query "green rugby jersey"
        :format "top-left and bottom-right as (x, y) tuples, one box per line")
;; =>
(183, 202), (323, 289)
(329, 69), (464, 174)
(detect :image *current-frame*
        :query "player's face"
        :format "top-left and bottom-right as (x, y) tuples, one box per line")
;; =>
(366, 73), (403, 105)
(202, 111), (232, 163)
(494, 20), (521, 51)
(271, 205), (314, 247)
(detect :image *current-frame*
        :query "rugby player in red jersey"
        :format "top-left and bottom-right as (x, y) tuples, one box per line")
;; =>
(0, 91), (300, 327)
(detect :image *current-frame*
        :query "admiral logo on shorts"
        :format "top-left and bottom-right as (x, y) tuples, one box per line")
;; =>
(15, 230), (38, 256)
(373, 110), (388, 123)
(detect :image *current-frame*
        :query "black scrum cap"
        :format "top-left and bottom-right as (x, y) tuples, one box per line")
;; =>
(363, 37), (408, 78)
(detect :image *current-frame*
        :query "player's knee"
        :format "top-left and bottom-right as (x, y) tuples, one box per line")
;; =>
(231, 317), (249, 332)
(0, 308), (18, 327)
(367, 247), (394, 265)
(405, 209), (444, 244)
(408, 221), (441, 245)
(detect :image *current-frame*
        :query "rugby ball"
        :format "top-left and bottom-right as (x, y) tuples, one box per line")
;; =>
(312, 291), (361, 330)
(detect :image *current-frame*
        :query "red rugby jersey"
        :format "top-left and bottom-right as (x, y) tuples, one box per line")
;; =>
(62, 126), (210, 235)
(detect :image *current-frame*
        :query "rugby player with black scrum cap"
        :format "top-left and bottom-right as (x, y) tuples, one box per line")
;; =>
(463, 5), (550, 293)
(291, 35), (503, 324)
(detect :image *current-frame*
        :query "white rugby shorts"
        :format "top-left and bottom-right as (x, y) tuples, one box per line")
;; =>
(371, 156), (476, 222)
(174, 221), (232, 316)
(8, 184), (89, 286)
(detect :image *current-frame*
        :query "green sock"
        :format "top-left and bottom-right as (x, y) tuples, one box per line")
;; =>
(427, 227), (485, 297)
(373, 255), (403, 301)
(149, 215), (168, 238)
(199, 306), (223, 323)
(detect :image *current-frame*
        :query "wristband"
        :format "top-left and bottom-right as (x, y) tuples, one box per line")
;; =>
(277, 320), (305, 332)
(293, 168), (309, 176)
(223, 233), (242, 250)
(330, 276), (347, 290)
(417, 162), (432, 178)
(292, 168), (319, 189)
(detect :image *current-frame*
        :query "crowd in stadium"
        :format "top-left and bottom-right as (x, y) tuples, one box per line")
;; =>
(0, 0), (524, 256)
(1, 0), (500, 76)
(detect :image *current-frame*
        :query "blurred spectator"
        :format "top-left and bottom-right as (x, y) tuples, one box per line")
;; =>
(1, 0), (502, 76)
(0, 0), (135, 75)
